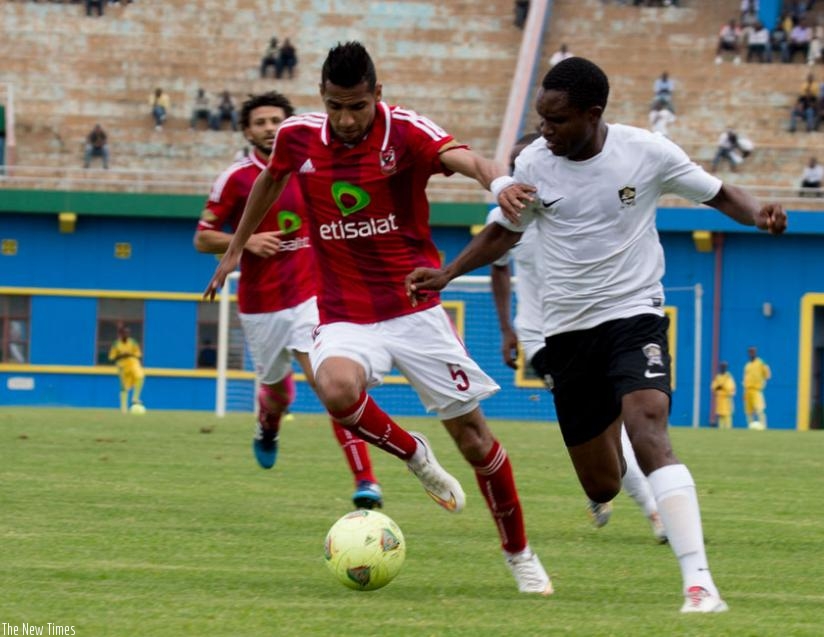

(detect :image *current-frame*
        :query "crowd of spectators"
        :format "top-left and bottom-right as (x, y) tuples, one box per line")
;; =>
(717, 2), (823, 65)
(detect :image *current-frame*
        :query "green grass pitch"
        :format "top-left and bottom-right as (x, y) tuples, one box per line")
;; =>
(1, 408), (822, 636)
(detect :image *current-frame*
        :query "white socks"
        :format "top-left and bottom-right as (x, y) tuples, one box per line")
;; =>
(620, 425), (658, 517)
(648, 464), (718, 596)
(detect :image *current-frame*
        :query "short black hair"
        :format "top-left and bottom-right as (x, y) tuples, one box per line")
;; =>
(541, 57), (609, 111)
(321, 41), (377, 90)
(239, 91), (295, 129)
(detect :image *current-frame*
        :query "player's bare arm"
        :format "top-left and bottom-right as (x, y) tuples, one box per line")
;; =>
(439, 144), (535, 221)
(204, 170), (290, 300)
(704, 183), (788, 235)
(194, 228), (284, 258)
(405, 222), (521, 306)
(490, 262), (520, 369)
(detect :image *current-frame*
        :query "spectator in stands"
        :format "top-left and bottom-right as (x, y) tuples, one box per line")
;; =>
(652, 71), (675, 112)
(149, 87), (170, 131)
(83, 123), (109, 169)
(260, 37), (279, 78)
(276, 38), (298, 79)
(0, 101), (5, 175)
(769, 20), (791, 62)
(514, 0), (529, 28)
(788, 17), (813, 62)
(211, 90), (239, 131)
(711, 128), (746, 172)
(800, 72), (820, 101)
(790, 72), (821, 132)
(799, 156), (823, 196)
(548, 43), (573, 67)
(789, 94), (818, 131)
(716, 19), (742, 64)
(85, 0), (104, 16)
(190, 88), (212, 130)
(746, 21), (771, 62)
(649, 99), (676, 138)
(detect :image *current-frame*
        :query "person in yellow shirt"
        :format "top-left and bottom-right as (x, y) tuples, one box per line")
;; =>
(149, 87), (171, 131)
(108, 324), (145, 413)
(711, 361), (736, 429)
(743, 346), (771, 428)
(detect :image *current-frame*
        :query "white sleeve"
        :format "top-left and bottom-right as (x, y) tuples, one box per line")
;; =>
(657, 136), (722, 203)
(486, 205), (535, 233)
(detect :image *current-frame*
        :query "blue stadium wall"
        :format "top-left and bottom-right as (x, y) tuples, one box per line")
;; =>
(2, 203), (824, 430)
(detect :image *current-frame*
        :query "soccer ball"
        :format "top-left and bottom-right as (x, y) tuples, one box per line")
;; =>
(129, 403), (146, 415)
(324, 510), (406, 591)
(748, 420), (765, 430)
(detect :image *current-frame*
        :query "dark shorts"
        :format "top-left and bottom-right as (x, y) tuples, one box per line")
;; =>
(543, 314), (672, 448)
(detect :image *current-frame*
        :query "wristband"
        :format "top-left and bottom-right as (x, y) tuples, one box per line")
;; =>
(490, 176), (516, 199)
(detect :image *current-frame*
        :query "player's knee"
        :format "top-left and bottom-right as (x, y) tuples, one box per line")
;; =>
(314, 372), (362, 412)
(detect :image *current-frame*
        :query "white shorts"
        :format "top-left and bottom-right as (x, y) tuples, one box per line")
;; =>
(239, 296), (318, 384)
(309, 305), (500, 419)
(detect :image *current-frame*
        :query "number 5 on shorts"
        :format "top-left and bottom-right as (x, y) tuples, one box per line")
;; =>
(447, 363), (470, 391)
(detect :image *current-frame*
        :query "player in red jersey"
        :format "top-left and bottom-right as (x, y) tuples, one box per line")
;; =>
(194, 91), (382, 510)
(205, 43), (552, 595)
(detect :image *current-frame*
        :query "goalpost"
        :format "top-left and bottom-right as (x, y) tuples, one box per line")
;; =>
(215, 271), (259, 417)
(215, 272), (703, 427)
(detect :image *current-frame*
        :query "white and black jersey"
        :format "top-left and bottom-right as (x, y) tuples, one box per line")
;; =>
(490, 123), (722, 338)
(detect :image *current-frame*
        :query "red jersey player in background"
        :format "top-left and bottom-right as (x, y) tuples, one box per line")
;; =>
(194, 91), (382, 510)
(206, 42), (552, 595)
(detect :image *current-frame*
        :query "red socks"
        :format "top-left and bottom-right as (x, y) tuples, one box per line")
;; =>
(257, 375), (296, 432)
(331, 419), (377, 484)
(472, 440), (527, 554)
(328, 391), (417, 460)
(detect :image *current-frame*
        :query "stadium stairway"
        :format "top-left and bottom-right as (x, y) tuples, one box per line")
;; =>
(0, 0), (521, 200)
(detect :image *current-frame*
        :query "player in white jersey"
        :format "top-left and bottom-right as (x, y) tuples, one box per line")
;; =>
(407, 57), (787, 613)
(490, 134), (665, 542)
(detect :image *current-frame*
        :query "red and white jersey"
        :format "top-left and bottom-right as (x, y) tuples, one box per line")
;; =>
(197, 151), (315, 314)
(267, 101), (464, 325)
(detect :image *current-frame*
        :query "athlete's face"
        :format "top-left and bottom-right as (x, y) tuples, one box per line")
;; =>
(535, 88), (603, 161)
(244, 105), (287, 156)
(320, 80), (382, 144)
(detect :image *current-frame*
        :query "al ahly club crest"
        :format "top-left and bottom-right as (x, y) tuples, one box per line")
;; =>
(380, 147), (397, 174)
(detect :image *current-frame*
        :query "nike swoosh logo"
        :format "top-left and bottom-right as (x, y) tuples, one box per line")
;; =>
(645, 370), (666, 378)
(541, 197), (564, 207)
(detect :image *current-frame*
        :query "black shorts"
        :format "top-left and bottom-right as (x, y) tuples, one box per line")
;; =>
(543, 314), (672, 447)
